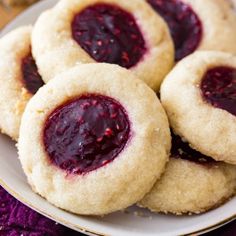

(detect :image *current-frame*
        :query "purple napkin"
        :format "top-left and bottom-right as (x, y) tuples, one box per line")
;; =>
(0, 185), (235, 236)
(206, 220), (236, 236)
(0, 186), (79, 236)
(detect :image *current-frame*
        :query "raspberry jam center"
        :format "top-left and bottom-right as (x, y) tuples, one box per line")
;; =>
(71, 4), (146, 68)
(43, 94), (130, 175)
(171, 133), (215, 164)
(21, 53), (44, 94)
(147, 0), (202, 61)
(201, 67), (236, 116)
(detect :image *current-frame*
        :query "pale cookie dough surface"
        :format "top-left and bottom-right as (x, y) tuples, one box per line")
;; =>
(31, 0), (174, 91)
(0, 26), (33, 140)
(139, 158), (236, 215)
(147, 0), (236, 59)
(18, 63), (171, 215)
(182, 0), (236, 54)
(161, 51), (236, 164)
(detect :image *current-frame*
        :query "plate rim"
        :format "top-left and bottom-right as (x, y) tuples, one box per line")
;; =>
(0, 1), (236, 235)
(0, 0), (41, 33)
(0, 178), (106, 236)
(1, 176), (236, 236)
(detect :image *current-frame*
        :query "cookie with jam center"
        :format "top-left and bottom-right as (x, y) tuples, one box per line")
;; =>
(0, 26), (44, 140)
(147, 0), (236, 61)
(18, 63), (170, 215)
(31, 0), (174, 91)
(139, 132), (236, 215)
(161, 51), (236, 164)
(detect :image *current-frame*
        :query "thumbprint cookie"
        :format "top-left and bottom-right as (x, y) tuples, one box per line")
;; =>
(147, 0), (236, 61)
(139, 133), (236, 215)
(0, 26), (44, 140)
(18, 63), (171, 215)
(31, 0), (174, 91)
(161, 51), (236, 164)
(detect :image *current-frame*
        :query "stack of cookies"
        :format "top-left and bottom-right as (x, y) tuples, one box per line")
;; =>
(0, 0), (235, 216)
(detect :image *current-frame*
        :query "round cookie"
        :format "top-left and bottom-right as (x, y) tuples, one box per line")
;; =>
(31, 0), (174, 91)
(139, 133), (236, 215)
(161, 51), (236, 164)
(147, 0), (236, 61)
(0, 26), (44, 140)
(18, 63), (171, 215)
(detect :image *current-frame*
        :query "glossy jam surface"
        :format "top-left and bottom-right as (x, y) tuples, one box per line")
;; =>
(201, 67), (236, 116)
(43, 94), (130, 175)
(147, 0), (202, 61)
(21, 53), (44, 94)
(72, 4), (146, 68)
(171, 133), (215, 164)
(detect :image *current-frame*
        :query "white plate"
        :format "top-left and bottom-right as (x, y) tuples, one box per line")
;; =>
(0, 1), (236, 235)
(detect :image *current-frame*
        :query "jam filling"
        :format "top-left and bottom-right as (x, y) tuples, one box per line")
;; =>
(21, 53), (44, 94)
(201, 66), (236, 116)
(43, 94), (130, 175)
(71, 4), (146, 69)
(171, 133), (215, 164)
(147, 0), (202, 61)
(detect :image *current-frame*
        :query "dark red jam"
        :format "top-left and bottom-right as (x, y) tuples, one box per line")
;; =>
(147, 0), (202, 61)
(43, 94), (130, 175)
(21, 53), (44, 94)
(201, 67), (236, 116)
(71, 4), (146, 69)
(171, 133), (215, 164)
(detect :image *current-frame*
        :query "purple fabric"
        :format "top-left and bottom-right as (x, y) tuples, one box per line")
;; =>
(0, 186), (79, 236)
(206, 220), (236, 236)
(0, 185), (235, 235)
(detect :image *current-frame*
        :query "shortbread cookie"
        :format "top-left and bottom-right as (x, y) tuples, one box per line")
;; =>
(147, 0), (236, 61)
(18, 63), (171, 215)
(0, 26), (44, 140)
(161, 51), (236, 164)
(31, 0), (174, 91)
(139, 133), (236, 215)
